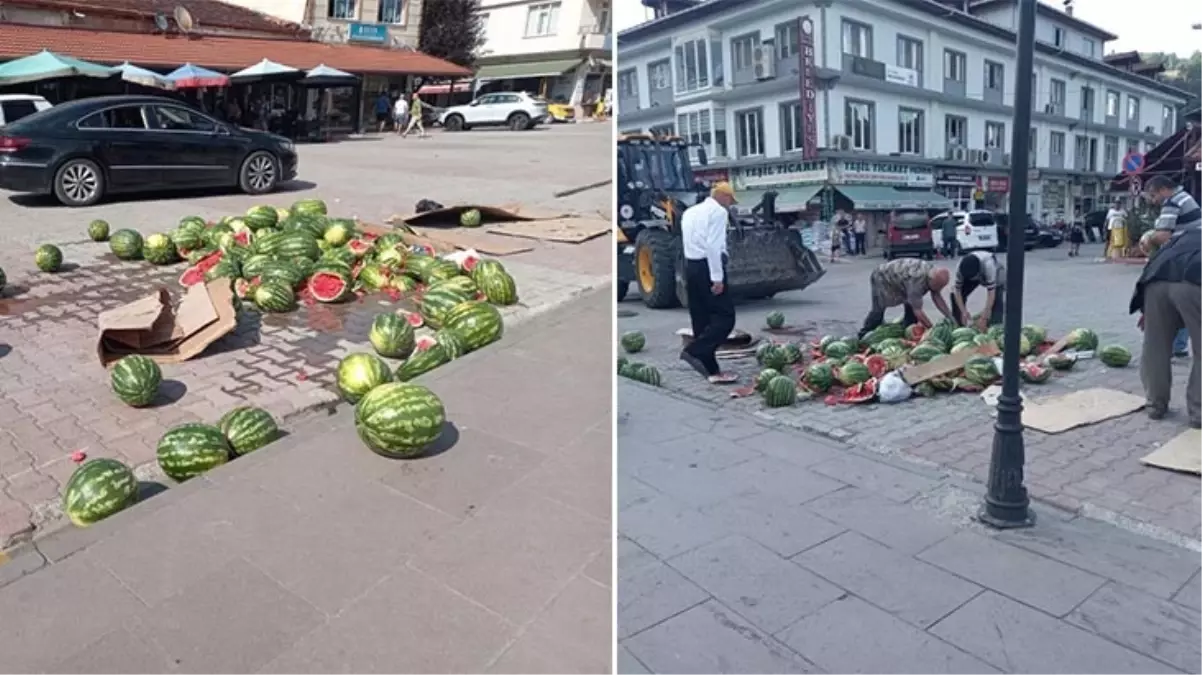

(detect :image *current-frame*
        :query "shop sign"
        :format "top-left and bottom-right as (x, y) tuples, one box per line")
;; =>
(835, 161), (934, 188)
(732, 160), (828, 190)
(884, 65), (919, 88)
(693, 167), (730, 186)
(936, 170), (976, 186)
(348, 22), (388, 43)
(798, 17), (818, 160)
(985, 176), (1010, 193)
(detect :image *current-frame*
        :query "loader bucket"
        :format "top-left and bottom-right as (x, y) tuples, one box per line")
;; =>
(726, 228), (826, 299)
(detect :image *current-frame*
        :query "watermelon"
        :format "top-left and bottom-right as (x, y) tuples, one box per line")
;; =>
(396, 342), (451, 381)
(218, 406), (279, 456)
(62, 458), (137, 527)
(323, 221), (352, 246)
(374, 245), (407, 269)
(1065, 328), (1099, 351)
(804, 362), (834, 392)
(908, 344), (944, 363)
(253, 281), (297, 313)
(239, 254), (272, 278)
(273, 232), (321, 261)
(627, 363), (663, 386)
(87, 219), (110, 242)
(178, 250), (224, 287)
(34, 244), (63, 272)
(950, 327), (977, 344)
(879, 345), (908, 369)
(309, 270), (352, 303)
(925, 323), (954, 346)
(429, 276), (477, 297)
(109, 229), (143, 260)
(172, 226), (204, 254)
(419, 287), (470, 329)
(1045, 353), (1077, 370)
(291, 198), (328, 217)
(760, 345), (790, 370)
(1098, 344), (1132, 367)
(837, 361), (871, 386)
(863, 354), (889, 378)
(962, 356), (999, 386)
(421, 259), (461, 285)
(0, 266), (6, 294)
(434, 329), (466, 360)
(874, 337), (905, 353)
(257, 260), (304, 288)
(843, 379), (878, 404)
(1019, 363), (1053, 384)
(205, 258), (241, 283)
(143, 234), (178, 265)
(479, 270), (518, 305)
(621, 331), (646, 353)
(1022, 324), (1047, 345)
(156, 423), (230, 482)
(203, 223), (232, 249)
(822, 341), (851, 359)
(755, 368), (781, 391)
(110, 354), (162, 407)
(179, 215), (206, 229)
(903, 324), (926, 341)
(468, 258), (506, 281)
(369, 313), (417, 359)
(337, 353), (394, 402)
(762, 375), (797, 407)
(950, 341), (975, 354)
(764, 311), (785, 329)
(781, 343), (803, 364)
(245, 205), (279, 230)
(355, 382), (445, 458)
(442, 301), (503, 352)
(459, 208), (483, 228)
(358, 263), (392, 291)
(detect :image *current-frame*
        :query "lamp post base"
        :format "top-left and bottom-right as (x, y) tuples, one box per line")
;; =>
(977, 502), (1036, 529)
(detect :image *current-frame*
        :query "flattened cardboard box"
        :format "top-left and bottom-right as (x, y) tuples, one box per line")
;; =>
(97, 278), (237, 367)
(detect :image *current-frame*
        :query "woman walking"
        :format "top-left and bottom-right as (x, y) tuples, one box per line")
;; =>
(1106, 199), (1128, 259)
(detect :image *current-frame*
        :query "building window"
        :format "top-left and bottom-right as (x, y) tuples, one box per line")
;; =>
(648, 60), (671, 91)
(673, 39), (709, 93)
(617, 69), (638, 99)
(1053, 26), (1065, 47)
(945, 114), (967, 147)
(1074, 134), (1088, 166)
(1104, 135), (1119, 170)
(1163, 105), (1175, 133)
(842, 20), (872, 59)
(780, 101), (804, 153)
(1029, 127), (1037, 166)
(596, 2), (610, 33)
(327, 0), (356, 19)
(1106, 91), (1120, 118)
(1088, 138), (1098, 171)
(1080, 87), (1094, 120)
(897, 36), (923, 71)
(1081, 37), (1096, 57)
(898, 107), (923, 155)
(735, 108), (765, 157)
(377, 0), (404, 23)
(1127, 96), (1140, 124)
(775, 21), (800, 61)
(1049, 79), (1065, 114)
(1050, 131), (1065, 155)
(985, 121), (1005, 150)
(677, 110), (711, 157)
(984, 60), (1004, 91)
(524, 2), (560, 37)
(845, 99), (874, 151)
(731, 32), (760, 72)
(943, 49), (966, 82)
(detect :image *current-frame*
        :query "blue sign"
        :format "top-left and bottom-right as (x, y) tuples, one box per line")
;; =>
(348, 22), (388, 43)
(1122, 151), (1144, 174)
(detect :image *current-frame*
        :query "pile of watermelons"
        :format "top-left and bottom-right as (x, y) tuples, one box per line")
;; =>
(56, 199), (521, 531)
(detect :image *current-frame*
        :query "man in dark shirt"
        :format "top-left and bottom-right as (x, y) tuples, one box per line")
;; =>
(1129, 222), (1201, 427)
(940, 216), (958, 258)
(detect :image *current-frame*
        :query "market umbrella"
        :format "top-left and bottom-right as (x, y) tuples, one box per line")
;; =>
(165, 63), (229, 89)
(229, 59), (302, 84)
(114, 62), (174, 90)
(301, 64), (358, 87)
(0, 49), (115, 86)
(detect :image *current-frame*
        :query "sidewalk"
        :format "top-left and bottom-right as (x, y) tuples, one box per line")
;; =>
(0, 288), (612, 674)
(618, 381), (1201, 674)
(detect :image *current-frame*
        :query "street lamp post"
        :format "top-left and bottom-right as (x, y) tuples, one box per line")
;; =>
(978, 0), (1037, 529)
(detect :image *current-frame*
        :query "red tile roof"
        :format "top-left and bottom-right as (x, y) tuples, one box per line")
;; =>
(7, 0), (307, 36)
(0, 24), (472, 76)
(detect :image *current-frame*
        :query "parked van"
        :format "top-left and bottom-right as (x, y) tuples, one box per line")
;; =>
(882, 210), (935, 260)
(930, 210), (1000, 254)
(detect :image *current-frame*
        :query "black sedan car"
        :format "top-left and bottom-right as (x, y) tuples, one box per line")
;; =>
(0, 95), (297, 206)
(994, 212), (1040, 251)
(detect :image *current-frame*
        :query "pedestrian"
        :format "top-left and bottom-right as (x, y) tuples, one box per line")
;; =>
(1129, 224), (1200, 428)
(393, 93), (408, 135)
(1068, 219), (1085, 256)
(857, 258), (956, 339)
(402, 95), (427, 138)
(940, 213), (958, 258)
(951, 250), (1005, 330)
(374, 91), (391, 133)
(1105, 199), (1128, 259)
(853, 212), (868, 255)
(679, 182), (739, 385)
(1143, 175), (1202, 358)
(837, 213), (853, 255)
(828, 218), (841, 263)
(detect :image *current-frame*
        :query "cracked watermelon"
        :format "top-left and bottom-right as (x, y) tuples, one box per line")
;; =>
(309, 270), (352, 303)
(396, 341), (450, 382)
(62, 458), (137, 528)
(1019, 363), (1053, 384)
(156, 423), (230, 482)
(1065, 328), (1099, 351)
(337, 353), (394, 402)
(442, 301), (503, 352)
(762, 375), (797, 407)
(110, 354), (162, 407)
(1045, 353), (1077, 370)
(218, 406), (279, 456)
(369, 313), (417, 359)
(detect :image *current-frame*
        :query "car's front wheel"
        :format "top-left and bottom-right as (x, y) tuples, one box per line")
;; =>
(444, 115), (465, 132)
(239, 151), (279, 195)
(509, 112), (531, 131)
(53, 158), (105, 207)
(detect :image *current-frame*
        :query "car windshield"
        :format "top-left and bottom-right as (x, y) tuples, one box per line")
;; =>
(643, 145), (692, 191)
(968, 212), (996, 227)
(893, 212), (928, 229)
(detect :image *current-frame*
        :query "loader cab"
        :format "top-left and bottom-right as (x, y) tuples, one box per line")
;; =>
(616, 134), (704, 230)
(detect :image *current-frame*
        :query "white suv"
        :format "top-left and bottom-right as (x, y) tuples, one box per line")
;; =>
(931, 210), (1000, 254)
(0, 94), (51, 127)
(439, 92), (549, 132)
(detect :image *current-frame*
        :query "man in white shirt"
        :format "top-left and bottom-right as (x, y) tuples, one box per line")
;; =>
(852, 213), (868, 255)
(392, 94), (408, 135)
(680, 182), (739, 384)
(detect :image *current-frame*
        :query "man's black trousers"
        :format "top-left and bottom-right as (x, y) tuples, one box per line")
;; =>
(683, 258), (735, 375)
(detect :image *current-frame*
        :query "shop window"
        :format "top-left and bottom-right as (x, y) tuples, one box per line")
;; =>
(525, 2), (561, 37)
(327, 0), (356, 20)
(378, 0), (404, 24)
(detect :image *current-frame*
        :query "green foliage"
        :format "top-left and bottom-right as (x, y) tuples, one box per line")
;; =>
(419, 0), (487, 69)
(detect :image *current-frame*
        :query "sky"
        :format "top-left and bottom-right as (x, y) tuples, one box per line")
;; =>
(612, 0), (1202, 56)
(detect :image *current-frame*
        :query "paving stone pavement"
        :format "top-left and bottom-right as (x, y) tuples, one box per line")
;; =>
(617, 380), (1202, 674)
(0, 287), (611, 674)
(618, 245), (1202, 547)
(0, 124), (611, 548)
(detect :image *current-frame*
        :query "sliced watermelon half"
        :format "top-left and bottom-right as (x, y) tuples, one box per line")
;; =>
(178, 250), (225, 287)
(461, 255), (480, 273)
(414, 335), (437, 351)
(309, 271), (350, 303)
(842, 378), (878, 404)
(864, 354), (889, 378)
(347, 238), (373, 257)
(399, 310), (424, 328)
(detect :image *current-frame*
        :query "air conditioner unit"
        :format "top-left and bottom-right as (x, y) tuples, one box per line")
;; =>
(1044, 104), (1057, 114)
(966, 149), (983, 163)
(832, 134), (852, 150)
(752, 45), (777, 80)
(1002, 153), (1012, 166)
(979, 150), (993, 165)
(948, 146), (968, 162)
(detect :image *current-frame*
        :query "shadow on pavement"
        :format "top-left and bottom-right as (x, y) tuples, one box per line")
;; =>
(7, 180), (319, 208)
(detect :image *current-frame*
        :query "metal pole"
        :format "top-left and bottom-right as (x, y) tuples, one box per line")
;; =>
(979, 0), (1037, 528)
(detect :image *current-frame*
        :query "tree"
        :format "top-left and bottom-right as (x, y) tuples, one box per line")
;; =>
(419, 0), (487, 69)
(1142, 50), (1202, 123)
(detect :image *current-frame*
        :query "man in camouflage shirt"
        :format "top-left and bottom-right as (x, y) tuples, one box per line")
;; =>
(858, 257), (955, 339)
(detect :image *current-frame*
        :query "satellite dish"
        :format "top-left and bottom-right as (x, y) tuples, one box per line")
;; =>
(154, 12), (169, 30)
(174, 5), (195, 32)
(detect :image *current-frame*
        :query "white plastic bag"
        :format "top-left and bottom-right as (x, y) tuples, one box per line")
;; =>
(877, 370), (912, 403)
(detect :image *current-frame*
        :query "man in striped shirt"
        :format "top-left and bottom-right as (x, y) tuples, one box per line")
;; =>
(1146, 175), (1201, 357)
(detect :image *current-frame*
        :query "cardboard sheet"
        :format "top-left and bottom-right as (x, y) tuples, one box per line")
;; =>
(1140, 429), (1202, 475)
(394, 204), (535, 228)
(488, 217), (610, 244)
(900, 343), (1000, 385)
(1022, 387), (1146, 434)
(412, 227), (534, 255)
(97, 279), (237, 366)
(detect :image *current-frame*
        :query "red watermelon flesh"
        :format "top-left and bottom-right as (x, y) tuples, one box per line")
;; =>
(461, 255), (480, 272)
(347, 239), (373, 256)
(864, 355), (889, 378)
(178, 250), (224, 287)
(842, 378), (877, 403)
(232, 231), (252, 247)
(400, 311), (424, 328)
(309, 272), (349, 302)
(415, 335), (437, 351)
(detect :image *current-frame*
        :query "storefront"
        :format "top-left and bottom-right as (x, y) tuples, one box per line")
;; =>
(1039, 177), (1071, 223)
(828, 160), (947, 250)
(935, 170), (978, 211)
(729, 159), (828, 216)
(980, 174), (1010, 211)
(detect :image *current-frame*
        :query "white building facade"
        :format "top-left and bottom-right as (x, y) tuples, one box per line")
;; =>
(616, 0), (1191, 227)
(474, 0), (612, 106)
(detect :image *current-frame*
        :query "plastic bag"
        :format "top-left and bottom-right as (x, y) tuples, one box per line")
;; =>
(878, 370), (912, 403)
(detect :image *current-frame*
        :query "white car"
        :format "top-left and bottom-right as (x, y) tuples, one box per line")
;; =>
(931, 210), (1000, 254)
(0, 94), (51, 127)
(439, 92), (549, 132)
